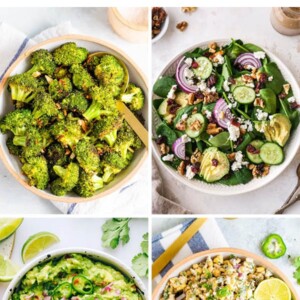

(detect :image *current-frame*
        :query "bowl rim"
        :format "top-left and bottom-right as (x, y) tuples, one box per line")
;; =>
(152, 38), (300, 196)
(3, 247), (147, 300)
(0, 34), (148, 203)
(152, 247), (298, 299)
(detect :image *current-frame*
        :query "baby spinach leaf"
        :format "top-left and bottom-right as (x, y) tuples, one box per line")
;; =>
(184, 47), (208, 58)
(156, 123), (177, 147)
(153, 76), (177, 98)
(218, 167), (253, 185)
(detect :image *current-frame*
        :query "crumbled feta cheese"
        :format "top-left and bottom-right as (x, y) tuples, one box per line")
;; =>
(256, 109), (268, 121)
(185, 165), (196, 180)
(287, 96), (296, 103)
(197, 80), (207, 92)
(228, 93), (234, 101)
(167, 85), (177, 99)
(223, 80), (230, 92)
(183, 67), (194, 80)
(204, 110), (212, 119)
(184, 57), (193, 67)
(181, 134), (191, 143)
(181, 113), (188, 120)
(162, 154), (174, 162)
(231, 151), (248, 171)
(268, 76), (273, 82)
(213, 54), (225, 67)
(240, 120), (253, 132)
(245, 65), (255, 70)
(253, 51), (266, 59)
(210, 86), (217, 93)
(269, 115), (274, 120)
(245, 82), (255, 88)
(227, 122), (240, 142)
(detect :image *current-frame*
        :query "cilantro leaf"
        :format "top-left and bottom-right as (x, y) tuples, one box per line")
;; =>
(132, 253), (148, 278)
(294, 257), (300, 269)
(101, 218), (131, 249)
(141, 233), (148, 255)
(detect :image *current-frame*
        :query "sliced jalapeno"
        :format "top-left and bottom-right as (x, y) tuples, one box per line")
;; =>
(52, 282), (72, 300)
(72, 275), (94, 295)
(261, 233), (287, 259)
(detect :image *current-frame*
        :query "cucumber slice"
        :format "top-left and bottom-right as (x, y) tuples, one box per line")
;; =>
(246, 140), (264, 164)
(158, 99), (168, 116)
(230, 76), (245, 92)
(193, 57), (213, 80)
(260, 142), (284, 165)
(233, 86), (256, 104)
(185, 113), (206, 138)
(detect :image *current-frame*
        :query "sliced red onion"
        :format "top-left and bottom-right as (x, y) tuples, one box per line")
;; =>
(234, 53), (262, 69)
(172, 136), (187, 159)
(213, 98), (233, 129)
(175, 57), (198, 93)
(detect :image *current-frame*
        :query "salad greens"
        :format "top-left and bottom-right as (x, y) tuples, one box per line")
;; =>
(153, 39), (299, 185)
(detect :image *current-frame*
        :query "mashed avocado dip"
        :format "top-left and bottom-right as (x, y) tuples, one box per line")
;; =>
(11, 253), (143, 300)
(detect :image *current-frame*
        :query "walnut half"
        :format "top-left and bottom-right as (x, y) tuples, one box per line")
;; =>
(206, 123), (222, 135)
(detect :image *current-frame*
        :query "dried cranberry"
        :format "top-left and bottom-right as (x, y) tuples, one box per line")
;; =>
(259, 73), (267, 84)
(246, 144), (260, 154)
(156, 136), (167, 145)
(191, 162), (200, 173)
(167, 99), (175, 105)
(230, 119), (240, 127)
(207, 75), (217, 88)
(195, 92), (204, 99)
(203, 52), (210, 57)
(278, 92), (287, 99)
(235, 63), (244, 71)
(191, 61), (199, 68)
(212, 159), (219, 166)
(236, 137), (243, 146)
(228, 77), (236, 84)
(255, 82), (263, 93)
(290, 102), (300, 110)
(169, 105), (180, 114)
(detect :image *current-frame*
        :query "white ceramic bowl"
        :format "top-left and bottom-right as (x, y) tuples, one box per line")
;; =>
(3, 247), (147, 299)
(152, 8), (169, 44)
(152, 39), (300, 195)
(152, 248), (298, 299)
(0, 34), (148, 203)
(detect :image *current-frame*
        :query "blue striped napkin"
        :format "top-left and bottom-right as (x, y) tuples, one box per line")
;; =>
(0, 22), (149, 215)
(152, 218), (229, 285)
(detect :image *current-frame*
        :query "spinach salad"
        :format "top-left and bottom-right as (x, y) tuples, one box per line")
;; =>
(153, 39), (299, 185)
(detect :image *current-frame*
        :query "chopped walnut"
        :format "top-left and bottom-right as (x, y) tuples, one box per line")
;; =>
(191, 149), (202, 164)
(193, 97), (203, 104)
(190, 120), (202, 131)
(177, 161), (186, 175)
(209, 42), (217, 50)
(206, 123), (222, 135)
(248, 164), (270, 177)
(176, 21), (188, 32)
(227, 153), (236, 162)
(188, 93), (195, 105)
(181, 7), (197, 13)
(175, 120), (186, 131)
(250, 68), (258, 79)
(203, 92), (219, 104)
(283, 83), (290, 94)
(191, 106), (198, 114)
(254, 98), (265, 108)
(242, 74), (254, 83)
(78, 119), (88, 132)
(160, 143), (170, 155)
(209, 50), (224, 60)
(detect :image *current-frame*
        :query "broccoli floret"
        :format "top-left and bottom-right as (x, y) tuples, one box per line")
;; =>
(53, 66), (69, 79)
(50, 115), (85, 149)
(8, 73), (38, 103)
(74, 169), (103, 197)
(45, 142), (68, 166)
(91, 114), (123, 147)
(32, 92), (59, 126)
(53, 42), (88, 66)
(69, 64), (95, 92)
(85, 55), (101, 73)
(121, 83), (145, 111)
(61, 91), (88, 115)
(100, 152), (129, 183)
(50, 162), (79, 196)
(6, 137), (22, 156)
(22, 156), (49, 189)
(83, 86), (118, 122)
(40, 128), (54, 149)
(27, 49), (56, 77)
(94, 55), (125, 90)
(74, 139), (100, 174)
(48, 77), (72, 100)
(0, 109), (32, 135)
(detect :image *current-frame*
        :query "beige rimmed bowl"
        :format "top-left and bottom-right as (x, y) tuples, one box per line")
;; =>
(152, 247), (298, 299)
(0, 34), (148, 203)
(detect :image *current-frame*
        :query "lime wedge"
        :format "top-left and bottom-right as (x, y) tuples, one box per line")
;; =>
(0, 218), (23, 242)
(0, 254), (19, 282)
(254, 278), (291, 300)
(21, 232), (60, 263)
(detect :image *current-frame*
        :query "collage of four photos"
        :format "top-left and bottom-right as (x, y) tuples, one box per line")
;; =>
(0, 5), (300, 300)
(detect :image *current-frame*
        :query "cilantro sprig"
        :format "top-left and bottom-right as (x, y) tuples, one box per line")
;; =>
(132, 233), (148, 278)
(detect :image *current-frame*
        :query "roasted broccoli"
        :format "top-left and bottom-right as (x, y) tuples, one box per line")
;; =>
(53, 42), (88, 66)
(74, 169), (103, 197)
(50, 162), (79, 196)
(22, 156), (49, 189)
(48, 77), (72, 100)
(45, 142), (68, 166)
(121, 83), (145, 111)
(6, 137), (22, 156)
(53, 66), (69, 79)
(27, 49), (56, 77)
(83, 86), (117, 122)
(75, 139), (100, 174)
(61, 91), (88, 115)
(69, 64), (95, 92)
(8, 73), (38, 102)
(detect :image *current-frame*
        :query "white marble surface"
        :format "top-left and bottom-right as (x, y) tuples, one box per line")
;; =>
(152, 7), (300, 214)
(152, 217), (300, 295)
(0, 218), (149, 297)
(0, 8), (149, 215)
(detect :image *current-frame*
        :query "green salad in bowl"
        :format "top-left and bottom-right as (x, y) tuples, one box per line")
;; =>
(153, 39), (300, 190)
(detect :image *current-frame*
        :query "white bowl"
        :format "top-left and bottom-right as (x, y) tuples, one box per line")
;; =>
(0, 34), (148, 203)
(152, 248), (298, 299)
(3, 247), (147, 299)
(152, 8), (169, 44)
(152, 39), (300, 195)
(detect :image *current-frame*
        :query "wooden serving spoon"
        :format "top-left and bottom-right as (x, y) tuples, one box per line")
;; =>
(88, 52), (148, 148)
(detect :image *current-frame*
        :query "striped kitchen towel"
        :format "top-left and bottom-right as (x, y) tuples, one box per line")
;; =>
(0, 22), (149, 215)
(152, 218), (229, 286)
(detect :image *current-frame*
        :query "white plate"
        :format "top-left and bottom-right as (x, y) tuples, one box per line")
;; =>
(152, 39), (300, 195)
(3, 247), (146, 299)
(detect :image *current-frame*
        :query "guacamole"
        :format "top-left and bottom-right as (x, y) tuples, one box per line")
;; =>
(11, 253), (143, 300)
